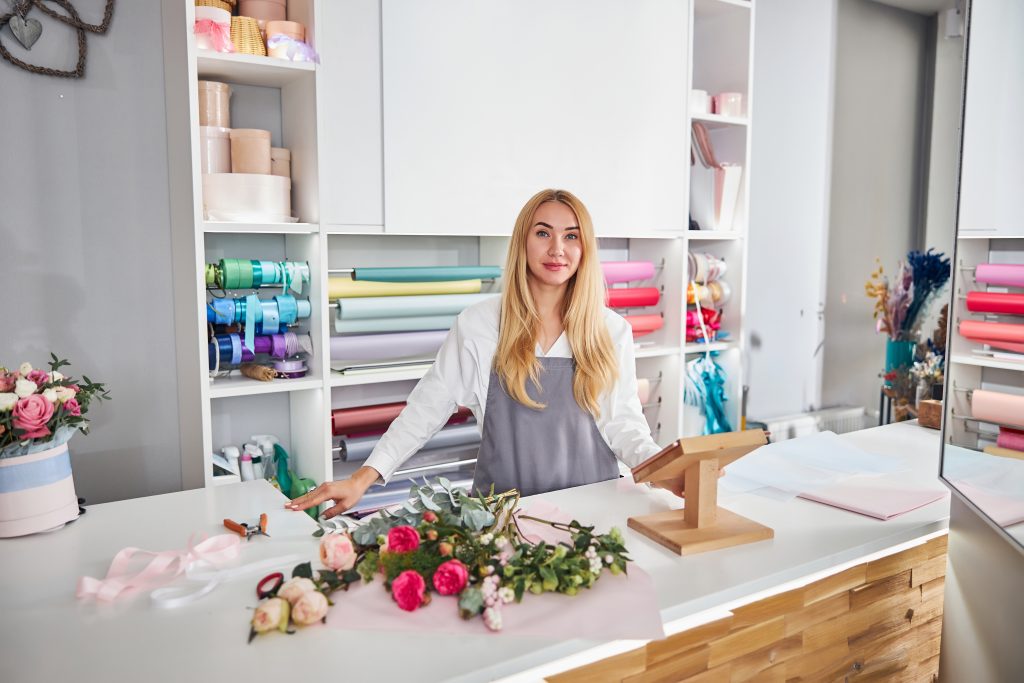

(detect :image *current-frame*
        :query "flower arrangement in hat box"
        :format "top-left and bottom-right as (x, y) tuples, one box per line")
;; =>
(0, 354), (109, 537)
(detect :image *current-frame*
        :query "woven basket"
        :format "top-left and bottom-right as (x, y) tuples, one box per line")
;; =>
(230, 15), (266, 56)
(196, 0), (233, 12)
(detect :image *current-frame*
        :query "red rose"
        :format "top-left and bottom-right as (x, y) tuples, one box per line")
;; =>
(387, 525), (420, 553)
(392, 570), (427, 611)
(26, 370), (50, 387)
(422, 511), (438, 523)
(432, 560), (469, 596)
(13, 395), (54, 439)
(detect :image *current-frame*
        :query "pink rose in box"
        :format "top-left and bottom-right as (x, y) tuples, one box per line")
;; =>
(386, 525), (420, 553)
(433, 559), (469, 596)
(319, 533), (357, 571)
(63, 398), (81, 417)
(12, 395), (54, 439)
(25, 370), (50, 387)
(392, 570), (427, 611)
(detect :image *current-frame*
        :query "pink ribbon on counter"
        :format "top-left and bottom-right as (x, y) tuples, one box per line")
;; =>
(77, 533), (241, 603)
(194, 19), (235, 53)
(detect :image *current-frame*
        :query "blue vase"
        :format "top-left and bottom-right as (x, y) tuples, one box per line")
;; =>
(885, 339), (916, 373)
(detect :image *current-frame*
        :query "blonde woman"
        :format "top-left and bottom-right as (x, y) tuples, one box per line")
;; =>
(288, 189), (663, 518)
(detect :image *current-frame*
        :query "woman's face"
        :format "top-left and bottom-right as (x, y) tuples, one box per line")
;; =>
(525, 201), (583, 289)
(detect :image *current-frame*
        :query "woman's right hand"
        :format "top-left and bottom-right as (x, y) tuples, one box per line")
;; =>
(284, 466), (380, 519)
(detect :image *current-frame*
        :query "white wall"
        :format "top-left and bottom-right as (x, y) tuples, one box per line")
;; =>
(0, 3), (183, 503)
(745, 0), (837, 420)
(821, 0), (930, 414)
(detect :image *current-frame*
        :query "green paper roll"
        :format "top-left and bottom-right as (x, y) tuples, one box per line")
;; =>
(328, 278), (482, 299)
(353, 266), (502, 283)
(335, 314), (456, 335)
(337, 292), (498, 320)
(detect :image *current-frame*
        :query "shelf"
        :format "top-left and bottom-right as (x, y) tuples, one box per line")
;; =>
(687, 231), (742, 241)
(330, 365), (432, 387)
(691, 113), (749, 129)
(684, 341), (733, 354)
(957, 233), (1024, 240)
(209, 375), (322, 399)
(951, 353), (1024, 372)
(204, 222), (319, 234)
(634, 345), (682, 359)
(197, 51), (315, 88)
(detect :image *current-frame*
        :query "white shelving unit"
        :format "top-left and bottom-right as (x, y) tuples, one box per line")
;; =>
(163, 0), (756, 496)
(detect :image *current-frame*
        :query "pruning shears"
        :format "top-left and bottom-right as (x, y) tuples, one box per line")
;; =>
(223, 513), (270, 541)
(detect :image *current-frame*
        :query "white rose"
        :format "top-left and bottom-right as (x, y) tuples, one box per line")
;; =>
(49, 371), (64, 382)
(14, 379), (38, 398)
(55, 386), (76, 403)
(18, 362), (32, 376)
(42, 388), (58, 403)
(0, 393), (16, 412)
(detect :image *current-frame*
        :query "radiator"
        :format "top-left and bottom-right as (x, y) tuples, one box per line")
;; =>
(756, 406), (869, 442)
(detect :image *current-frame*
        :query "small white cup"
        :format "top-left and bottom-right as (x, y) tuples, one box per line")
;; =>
(690, 89), (711, 116)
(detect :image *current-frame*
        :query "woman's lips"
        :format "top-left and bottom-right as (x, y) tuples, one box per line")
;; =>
(543, 263), (567, 271)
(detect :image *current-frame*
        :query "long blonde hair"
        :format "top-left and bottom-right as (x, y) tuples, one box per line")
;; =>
(494, 189), (618, 415)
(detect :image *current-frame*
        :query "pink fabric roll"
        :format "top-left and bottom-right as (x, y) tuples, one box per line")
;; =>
(601, 261), (655, 285)
(975, 263), (1024, 288)
(972, 389), (1024, 429)
(997, 427), (1024, 451)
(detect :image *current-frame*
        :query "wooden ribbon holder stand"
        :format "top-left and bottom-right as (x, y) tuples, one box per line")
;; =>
(628, 430), (773, 556)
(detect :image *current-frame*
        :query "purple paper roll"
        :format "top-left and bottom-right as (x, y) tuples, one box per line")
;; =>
(602, 261), (655, 284)
(976, 263), (1024, 288)
(330, 330), (450, 361)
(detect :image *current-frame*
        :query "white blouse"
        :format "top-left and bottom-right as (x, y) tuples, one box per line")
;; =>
(363, 296), (662, 484)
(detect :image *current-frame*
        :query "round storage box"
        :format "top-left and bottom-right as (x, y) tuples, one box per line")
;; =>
(202, 173), (293, 222)
(266, 19), (305, 42)
(239, 0), (287, 24)
(200, 126), (232, 174)
(198, 80), (231, 128)
(270, 147), (291, 178)
(0, 443), (80, 538)
(229, 128), (272, 175)
(194, 6), (232, 52)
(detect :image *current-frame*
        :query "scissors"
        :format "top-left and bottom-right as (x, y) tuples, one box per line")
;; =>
(223, 513), (270, 541)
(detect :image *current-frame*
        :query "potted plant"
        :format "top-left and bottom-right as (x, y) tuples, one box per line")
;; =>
(0, 354), (109, 537)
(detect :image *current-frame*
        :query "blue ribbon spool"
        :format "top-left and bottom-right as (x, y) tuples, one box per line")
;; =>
(230, 334), (243, 365)
(276, 295), (298, 324)
(207, 298), (235, 324)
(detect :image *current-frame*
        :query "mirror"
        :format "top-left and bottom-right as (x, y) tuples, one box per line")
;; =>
(941, 0), (1024, 551)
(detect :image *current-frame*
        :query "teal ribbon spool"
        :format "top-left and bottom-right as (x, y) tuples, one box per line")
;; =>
(353, 266), (501, 283)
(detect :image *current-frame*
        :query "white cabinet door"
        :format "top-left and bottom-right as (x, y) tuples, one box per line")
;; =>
(381, 0), (689, 236)
(318, 0), (384, 228)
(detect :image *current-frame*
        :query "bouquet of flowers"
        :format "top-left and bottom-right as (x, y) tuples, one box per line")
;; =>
(248, 478), (631, 640)
(865, 249), (951, 342)
(0, 354), (110, 457)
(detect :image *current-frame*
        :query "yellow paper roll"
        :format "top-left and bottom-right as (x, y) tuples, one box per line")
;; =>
(983, 445), (1024, 461)
(328, 278), (483, 299)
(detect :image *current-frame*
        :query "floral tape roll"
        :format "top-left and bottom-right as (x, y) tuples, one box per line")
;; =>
(625, 314), (664, 338)
(636, 378), (651, 405)
(352, 266), (502, 283)
(335, 315), (456, 335)
(605, 287), (660, 308)
(328, 278), (482, 299)
(975, 263), (1024, 288)
(329, 330), (449, 361)
(997, 427), (1024, 451)
(959, 320), (1024, 344)
(601, 261), (655, 285)
(972, 389), (1024, 429)
(965, 291), (1024, 315)
(337, 293), (498, 320)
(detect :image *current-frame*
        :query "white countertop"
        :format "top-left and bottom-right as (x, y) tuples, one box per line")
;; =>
(0, 422), (948, 683)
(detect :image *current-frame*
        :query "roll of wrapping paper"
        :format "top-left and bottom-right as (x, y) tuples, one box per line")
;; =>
(983, 445), (1024, 460)
(336, 293), (498, 320)
(997, 427), (1024, 451)
(625, 314), (664, 338)
(959, 320), (1024, 344)
(601, 261), (655, 284)
(329, 330), (449, 361)
(636, 378), (651, 405)
(971, 338), (1024, 354)
(335, 315), (456, 335)
(328, 278), (482, 299)
(965, 291), (1024, 315)
(605, 287), (660, 308)
(332, 404), (472, 436)
(971, 389), (1024, 429)
(975, 263), (1024, 288)
(351, 266), (501, 283)
(340, 422), (481, 461)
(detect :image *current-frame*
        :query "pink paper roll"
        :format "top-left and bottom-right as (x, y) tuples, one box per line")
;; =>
(966, 338), (1024, 354)
(601, 261), (655, 285)
(997, 427), (1024, 451)
(625, 314), (664, 338)
(972, 390), (1024, 429)
(975, 263), (1024, 288)
(959, 320), (1024, 344)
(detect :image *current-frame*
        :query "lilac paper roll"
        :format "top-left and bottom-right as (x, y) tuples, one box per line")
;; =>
(601, 261), (655, 284)
(975, 263), (1024, 288)
(330, 330), (449, 361)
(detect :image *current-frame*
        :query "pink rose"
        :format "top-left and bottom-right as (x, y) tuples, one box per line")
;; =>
(422, 511), (438, 523)
(0, 373), (15, 393)
(13, 395), (54, 439)
(386, 525), (420, 553)
(276, 577), (316, 605)
(392, 570), (427, 611)
(291, 590), (329, 625)
(433, 559), (469, 596)
(251, 597), (290, 634)
(319, 533), (357, 571)
(26, 370), (50, 387)
(63, 398), (81, 417)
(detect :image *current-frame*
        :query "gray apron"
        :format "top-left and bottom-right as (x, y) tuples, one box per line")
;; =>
(472, 356), (620, 497)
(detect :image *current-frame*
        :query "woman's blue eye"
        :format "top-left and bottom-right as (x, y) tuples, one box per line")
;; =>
(536, 229), (549, 238)
(566, 233), (579, 240)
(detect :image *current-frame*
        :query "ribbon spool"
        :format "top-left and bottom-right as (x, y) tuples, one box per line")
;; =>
(687, 280), (731, 307)
(211, 259), (311, 293)
(687, 252), (727, 284)
(206, 295), (312, 325)
(208, 332), (313, 369)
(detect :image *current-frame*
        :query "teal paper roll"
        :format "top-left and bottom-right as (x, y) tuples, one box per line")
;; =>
(335, 315), (456, 335)
(353, 266), (502, 283)
(337, 292), (499, 320)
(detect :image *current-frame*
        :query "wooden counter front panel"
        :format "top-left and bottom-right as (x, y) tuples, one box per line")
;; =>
(548, 535), (947, 683)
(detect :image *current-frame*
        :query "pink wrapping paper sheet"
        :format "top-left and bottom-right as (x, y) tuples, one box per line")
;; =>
(797, 479), (948, 521)
(950, 482), (1024, 527)
(326, 501), (664, 640)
